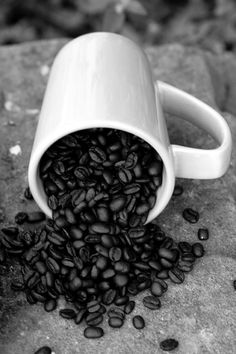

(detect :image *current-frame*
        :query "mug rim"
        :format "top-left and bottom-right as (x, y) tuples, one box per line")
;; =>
(28, 121), (175, 223)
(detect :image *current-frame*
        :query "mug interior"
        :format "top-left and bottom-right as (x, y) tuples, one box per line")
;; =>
(29, 123), (175, 224)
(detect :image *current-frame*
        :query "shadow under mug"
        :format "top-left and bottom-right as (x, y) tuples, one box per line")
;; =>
(28, 32), (232, 224)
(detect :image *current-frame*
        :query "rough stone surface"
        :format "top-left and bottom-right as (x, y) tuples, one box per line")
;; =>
(0, 39), (236, 354)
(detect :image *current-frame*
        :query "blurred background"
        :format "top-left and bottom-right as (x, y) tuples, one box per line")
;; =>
(0, 0), (235, 54)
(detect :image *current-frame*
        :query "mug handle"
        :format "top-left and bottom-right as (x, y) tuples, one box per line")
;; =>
(157, 81), (232, 179)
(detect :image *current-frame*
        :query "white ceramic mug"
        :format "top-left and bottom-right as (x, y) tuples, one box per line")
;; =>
(28, 32), (232, 224)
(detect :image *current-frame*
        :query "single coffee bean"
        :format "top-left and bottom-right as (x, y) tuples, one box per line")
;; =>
(44, 299), (57, 312)
(15, 212), (28, 224)
(48, 195), (58, 210)
(135, 203), (149, 215)
(114, 261), (130, 274)
(34, 346), (52, 354)
(59, 309), (76, 319)
(148, 161), (162, 176)
(151, 281), (164, 297)
(46, 257), (60, 274)
(114, 274), (129, 287)
(160, 338), (179, 351)
(156, 269), (169, 280)
(89, 146), (106, 163)
(115, 295), (129, 306)
(133, 315), (145, 329)
(198, 228), (209, 241)
(27, 212), (46, 223)
(109, 196), (126, 212)
(35, 261), (47, 275)
(178, 241), (192, 254)
(96, 256), (108, 270)
(70, 227), (83, 240)
(102, 268), (115, 279)
(102, 289), (117, 305)
(192, 242), (205, 258)
(75, 308), (87, 325)
(108, 317), (124, 328)
(182, 208), (199, 223)
(101, 234), (114, 248)
(109, 247), (122, 262)
(168, 267), (185, 284)
(90, 222), (110, 234)
(124, 300), (135, 314)
(86, 312), (103, 326)
(84, 326), (104, 339)
(143, 295), (161, 310)
(172, 185), (183, 196)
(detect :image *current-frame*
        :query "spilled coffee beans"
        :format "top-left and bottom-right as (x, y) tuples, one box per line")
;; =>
(0, 128), (208, 344)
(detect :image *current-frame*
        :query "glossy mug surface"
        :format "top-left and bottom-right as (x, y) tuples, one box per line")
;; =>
(28, 32), (232, 223)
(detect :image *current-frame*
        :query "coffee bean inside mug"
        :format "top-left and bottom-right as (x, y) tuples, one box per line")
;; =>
(39, 128), (163, 228)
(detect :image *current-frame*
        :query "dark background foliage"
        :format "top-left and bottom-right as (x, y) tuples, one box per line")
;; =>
(0, 0), (236, 54)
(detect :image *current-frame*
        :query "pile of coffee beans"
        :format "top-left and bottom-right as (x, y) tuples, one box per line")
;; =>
(0, 128), (207, 348)
(40, 128), (163, 228)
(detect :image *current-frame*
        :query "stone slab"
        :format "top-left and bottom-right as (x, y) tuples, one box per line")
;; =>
(0, 39), (236, 354)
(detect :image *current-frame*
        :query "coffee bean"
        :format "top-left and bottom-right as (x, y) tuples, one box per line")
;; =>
(96, 256), (108, 270)
(34, 346), (52, 354)
(133, 315), (145, 329)
(86, 312), (103, 326)
(114, 261), (130, 274)
(124, 300), (135, 314)
(181, 253), (195, 263)
(178, 241), (192, 254)
(198, 228), (209, 241)
(35, 261), (47, 275)
(172, 185), (183, 196)
(102, 268), (115, 279)
(143, 295), (161, 310)
(102, 289), (117, 305)
(75, 308), (87, 325)
(148, 161), (162, 176)
(27, 212), (46, 223)
(108, 317), (124, 328)
(84, 326), (104, 339)
(44, 299), (57, 312)
(46, 257), (60, 274)
(192, 242), (205, 258)
(89, 146), (106, 163)
(151, 281), (164, 297)
(48, 195), (58, 210)
(114, 274), (129, 287)
(59, 309), (76, 319)
(109, 196), (126, 212)
(135, 203), (149, 215)
(98, 281), (110, 291)
(15, 212), (28, 224)
(158, 248), (176, 261)
(70, 226), (83, 240)
(168, 267), (185, 284)
(156, 269), (169, 279)
(160, 338), (179, 351)
(115, 295), (129, 306)
(183, 208), (199, 223)
(90, 222), (110, 234)
(109, 247), (122, 262)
